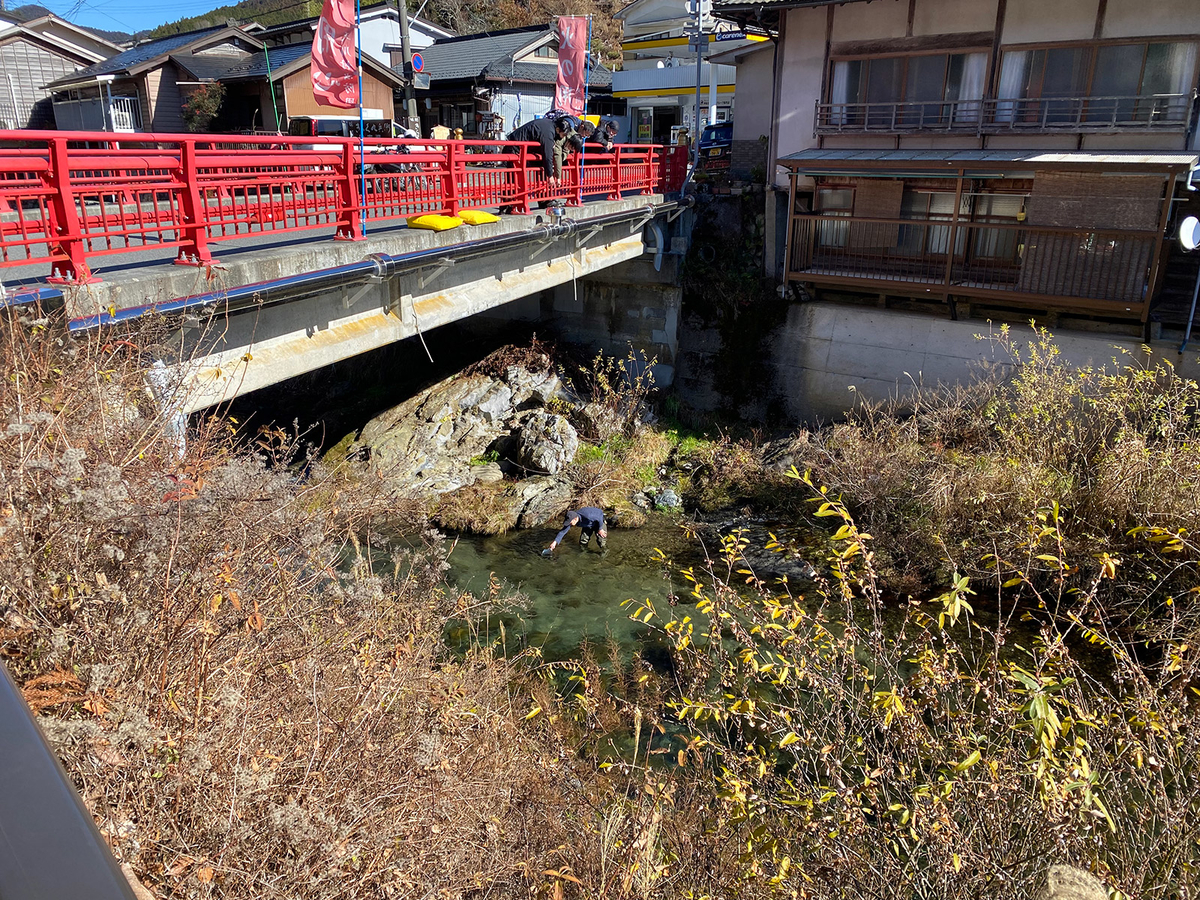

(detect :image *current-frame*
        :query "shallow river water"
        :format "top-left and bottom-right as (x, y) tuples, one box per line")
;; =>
(442, 514), (719, 661)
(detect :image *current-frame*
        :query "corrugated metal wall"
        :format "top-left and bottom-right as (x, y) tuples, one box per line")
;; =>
(0, 37), (83, 128)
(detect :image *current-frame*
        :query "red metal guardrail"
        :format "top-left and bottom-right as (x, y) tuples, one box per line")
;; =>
(0, 130), (690, 284)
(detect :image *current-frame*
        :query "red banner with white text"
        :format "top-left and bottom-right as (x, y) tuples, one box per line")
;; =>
(553, 16), (588, 116)
(311, 0), (359, 108)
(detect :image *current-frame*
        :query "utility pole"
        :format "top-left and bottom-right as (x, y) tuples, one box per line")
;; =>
(684, 0), (706, 182)
(396, 0), (419, 128)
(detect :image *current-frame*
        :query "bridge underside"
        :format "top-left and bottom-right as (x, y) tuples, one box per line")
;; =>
(86, 197), (677, 413)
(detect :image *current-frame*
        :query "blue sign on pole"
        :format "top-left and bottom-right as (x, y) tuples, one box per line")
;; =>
(412, 52), (424, 72)
(715, 31), (746, 41)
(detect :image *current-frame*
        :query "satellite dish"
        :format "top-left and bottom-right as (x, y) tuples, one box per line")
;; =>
(1181, 216), (1200, 251)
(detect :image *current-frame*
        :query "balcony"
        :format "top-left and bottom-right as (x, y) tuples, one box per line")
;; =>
(51, 96), (143, 133)
(786, 213), (1159, 318)
(814, 93), (1192, 135)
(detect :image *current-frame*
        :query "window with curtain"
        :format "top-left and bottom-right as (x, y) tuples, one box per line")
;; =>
(828, 51), (987, 127)
(897, 190), (970, 257)
(1089, 42), (1198, 122)
(995, 46), (1090, 123)
(971, 194), (1026, 261)
(996, 41), (1197, 125)
(815, 187), (854, 248)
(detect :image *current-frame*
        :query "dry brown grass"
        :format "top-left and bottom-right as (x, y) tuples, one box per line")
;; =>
(430, 479), (520, 535)
(0, 312), (773, 900)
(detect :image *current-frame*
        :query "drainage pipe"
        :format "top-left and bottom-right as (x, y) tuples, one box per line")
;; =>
(63, 199), (688, 331)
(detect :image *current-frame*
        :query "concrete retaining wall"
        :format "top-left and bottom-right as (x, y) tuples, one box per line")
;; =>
(677, 302), (1200, 424)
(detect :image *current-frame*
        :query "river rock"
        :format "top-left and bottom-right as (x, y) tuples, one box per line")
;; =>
(577, 402), (624, 441)
(353, 369), (546, 496)
(1035, 866), (1108, 900)
(507, 366), (560, 407)
(654, 488), (683, 509)
(512, 476), (573, 529)
(473, 462), (504, 484)
(510, 412), (579, 476)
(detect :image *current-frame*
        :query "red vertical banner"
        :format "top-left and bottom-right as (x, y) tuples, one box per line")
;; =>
(554, 16), (588, 116)
(311, 0), (359, 108)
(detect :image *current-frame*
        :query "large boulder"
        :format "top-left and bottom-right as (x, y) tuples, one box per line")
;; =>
(510, 412), (579, 476)
(512, 476), (573, 529)
(353, 372), (518, 495)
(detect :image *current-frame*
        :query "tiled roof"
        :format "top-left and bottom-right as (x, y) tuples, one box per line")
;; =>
(480, 59), (611, 88)
(170, 53), (238, 81)
(212, 40), (310, 79)
(418, 25), (550, 80)
(46, 25), (228, 83)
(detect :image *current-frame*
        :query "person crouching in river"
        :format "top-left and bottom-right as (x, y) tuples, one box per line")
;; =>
(547, 506), (607, 552)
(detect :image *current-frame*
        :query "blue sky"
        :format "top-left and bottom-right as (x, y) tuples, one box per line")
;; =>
(28, 0), (244, 35)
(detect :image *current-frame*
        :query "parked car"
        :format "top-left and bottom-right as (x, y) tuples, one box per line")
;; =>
(698, 121), (732, 171)
(287, 114), (392, 150)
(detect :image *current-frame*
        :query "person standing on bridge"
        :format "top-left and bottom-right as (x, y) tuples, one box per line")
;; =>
(546, 506), (607, 553)
(507, 116), (581, 185)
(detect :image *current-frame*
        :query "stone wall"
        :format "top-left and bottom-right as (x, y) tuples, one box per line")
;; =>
(545, 255), (684, 387)
(730, 139), (767, 182)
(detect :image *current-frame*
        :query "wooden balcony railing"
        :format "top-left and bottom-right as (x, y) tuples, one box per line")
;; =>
(787, 213), (1161, 317)
(815, 93), (1192, 134)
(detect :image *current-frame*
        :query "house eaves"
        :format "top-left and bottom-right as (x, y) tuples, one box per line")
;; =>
(42, 24), (262, 90)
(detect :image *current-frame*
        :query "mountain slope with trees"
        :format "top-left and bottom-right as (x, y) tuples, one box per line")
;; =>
(149, 0), (624, 67)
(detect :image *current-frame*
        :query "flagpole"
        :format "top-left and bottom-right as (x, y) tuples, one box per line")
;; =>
(357, 0), (366, 234)
(578, 15), (592, 205)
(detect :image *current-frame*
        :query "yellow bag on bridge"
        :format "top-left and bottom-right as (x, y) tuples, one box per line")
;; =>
(458, 209), (500, 226)
(407, 214), (463, 232)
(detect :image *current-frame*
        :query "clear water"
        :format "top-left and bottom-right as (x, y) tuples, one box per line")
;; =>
(442, 514), (714, 661)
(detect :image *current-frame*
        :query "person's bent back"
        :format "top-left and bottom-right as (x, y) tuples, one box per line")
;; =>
(507, 117), (577, 184)
(547, 506), (607, 551)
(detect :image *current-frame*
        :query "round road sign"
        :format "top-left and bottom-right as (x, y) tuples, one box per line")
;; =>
(411, 52), (424, 73)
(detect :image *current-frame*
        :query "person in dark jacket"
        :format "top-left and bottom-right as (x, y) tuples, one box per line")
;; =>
(547, 506), (607, 551)
(506, 117), (579, 184)
(581, 118), (620, 150)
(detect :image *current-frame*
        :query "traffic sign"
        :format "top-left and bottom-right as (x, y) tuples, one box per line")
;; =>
(411, 52), (424, 73)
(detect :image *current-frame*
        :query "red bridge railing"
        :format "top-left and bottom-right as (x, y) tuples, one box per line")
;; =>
(0, 130), (690, 284)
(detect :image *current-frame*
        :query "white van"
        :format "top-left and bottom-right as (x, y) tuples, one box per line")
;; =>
(287, 112), (391, 149)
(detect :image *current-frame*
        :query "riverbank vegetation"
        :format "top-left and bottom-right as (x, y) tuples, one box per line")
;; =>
(2, 313), (1197, 898)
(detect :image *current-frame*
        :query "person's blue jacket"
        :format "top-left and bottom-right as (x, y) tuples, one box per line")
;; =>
(552, 507), (605, 546)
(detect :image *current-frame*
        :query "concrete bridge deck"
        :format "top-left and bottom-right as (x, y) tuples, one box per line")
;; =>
(55, 195), (686, 413)
(16, 195), (669, 322)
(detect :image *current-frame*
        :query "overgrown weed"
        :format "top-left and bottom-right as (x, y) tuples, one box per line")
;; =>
(0, 313), (693, 899)
(626, 472), (1200, 899)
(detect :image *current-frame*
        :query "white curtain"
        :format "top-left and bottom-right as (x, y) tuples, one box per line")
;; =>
(1168, 43), (1198, 95)
(830, 61), (851, 124)
(952, 52), (987, 124)
(994, 51), (1028, 123)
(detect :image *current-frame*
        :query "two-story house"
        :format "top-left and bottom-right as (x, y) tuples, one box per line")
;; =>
(714, 0), (1200, 334)
(408, 25), (617, 139)
(0, 11), (121, 129)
